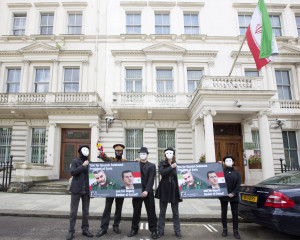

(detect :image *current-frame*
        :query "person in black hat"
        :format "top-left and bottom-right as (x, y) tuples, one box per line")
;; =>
(128, 147), (158, 239)
(219, 155), (241, 239)
(155, 147), (182, 239)
(96, 144), (128, 238)
(66, 145), (93, 240)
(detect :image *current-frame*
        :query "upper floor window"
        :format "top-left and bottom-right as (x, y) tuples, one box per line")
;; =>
(0, 128), (12, 163)
(184, 14), (199, 34)
(40, 13), (54, 35)
(156, 69), (173, 93)
(296, 16), (300, 36)
(126, 69), (142, 93)
(187, 70), (202, 93)
(68, 13), (82, 34)
(13, 14), (26, 35)
(6, 69), (21, 93)
(64, 68), (79, 92)
(238, 15), (251, 35)
(269, 15), (281, 37)
(155, 14), (170, 34)
(35, 68), (50, 93)
(126, 14), (141, 34)
(275, 70), (292, 100)
(245, 70), (259, 77)
(126, 129), (143, 161)
(31, 128), (46, 164)
(282, 131), (299, 168)
(158, 130), (175, 161)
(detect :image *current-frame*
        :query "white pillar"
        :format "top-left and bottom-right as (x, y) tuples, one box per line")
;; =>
(51, 59), (59, 92)
(242, 119), (253, 184)
(115, 60), (121, 92)
(82, 60), (89, 92)
(146, 59), (153, 92)
(90, 123), (100, 162)
(201, 110), (216, 163)
(295, 63), (300, 99)
(21, 60), (30, 92)
(177, 60), (184, 93)
(46, 123), (57, 166)
(265, 64), (276, 90)
(194, 119), (205, 163)
(207, 61), (214, 76)
(258, 111), (274, 179)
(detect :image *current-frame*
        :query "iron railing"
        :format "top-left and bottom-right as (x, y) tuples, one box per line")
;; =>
(0, 155), (13, 192)
(280, 158), (300, 173)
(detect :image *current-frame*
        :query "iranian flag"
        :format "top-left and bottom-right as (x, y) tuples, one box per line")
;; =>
(246, 0), (278, 71)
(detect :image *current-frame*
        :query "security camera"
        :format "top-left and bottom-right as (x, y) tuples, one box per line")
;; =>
(276, 119), (285, 126)
(105, 117), (115, 121)
(235, 99), (242, 108)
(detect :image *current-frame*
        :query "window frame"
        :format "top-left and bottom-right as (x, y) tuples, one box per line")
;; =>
(31, 128), (46, 164)
(0, 128), (12, 163)
(156, 68), (173, 94)
(187, 69), (202, 93)
(67, 12), (82, 35)
(125, 68), (143, 93)
(251, 130), (261, 155)
(269, 15), (282, 37)
(275, 70), (292, 100)
(157, 129), (176, 162)
(184, 13), (199, 35)
(34, 68), (50, 93)
(125, 129), (144, 161)
(12, 13), (27, 35)
(282, 131), (299, 168)
(155, 13), (170, 34)
(126, 13), (141, 34)
(6, 68), (21, 93)
(238, 14), (252, 35)
(63, 67), (80, 93)
(40, 13), (54, 35)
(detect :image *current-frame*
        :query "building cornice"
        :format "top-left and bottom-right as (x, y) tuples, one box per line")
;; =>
(290, 4), (300, 10)
(148, 1), (176, 7)
(61, 2), (88, 7)
(120, 1), (147, 7)
(232, 3), (287, 10)
(7, 3), (32, 8)
(34, 2), (60, 8)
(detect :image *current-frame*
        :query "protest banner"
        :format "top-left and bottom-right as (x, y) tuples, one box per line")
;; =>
(89, 161), (142, 198)
(177, 162), (228, 198)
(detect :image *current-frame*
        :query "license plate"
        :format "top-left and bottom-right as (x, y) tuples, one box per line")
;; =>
(242, 194), (257, 202)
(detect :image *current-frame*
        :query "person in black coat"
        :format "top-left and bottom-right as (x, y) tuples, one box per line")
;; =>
(219, 155), (241, 239)
(155, 147), (182, 239)
(128, 147), (158, 239)
(66, 145), (93, 240)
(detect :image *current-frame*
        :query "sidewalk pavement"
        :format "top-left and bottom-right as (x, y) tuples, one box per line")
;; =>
(0, 193), (230, 222)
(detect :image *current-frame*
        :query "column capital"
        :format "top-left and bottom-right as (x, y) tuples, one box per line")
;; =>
(177, 59), (184, 66)
(51, 59), (59, 65)
(115, 60), (121, 65)
(295, 62), (300, 68)
(199, 110), (216, 118)
(82, 60), (89, 66)
(208, 61), (215, 67)
(146, 59), (153, 65)
(89, 122), (100, 128)
(47, 122), (57, 128)
(258, 110), (271, 118)
(23, 59), (30, 65)
(242, 119), (253, 126)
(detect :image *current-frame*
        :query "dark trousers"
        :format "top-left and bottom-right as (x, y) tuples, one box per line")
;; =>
(131, 192), (157, 232)
(69, 192), (90, 233)
(220, 200), (239, 231)
(100, 197), (124, 230)
(158, 200), (180, 233)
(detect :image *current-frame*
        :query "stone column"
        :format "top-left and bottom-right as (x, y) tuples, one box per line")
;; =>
(177, 59), (184, 93)
(82, 60), (89, 92)
(115, 60), (122, 92)
(90, 123), (100, 162)
(295, 63), (300, 99)
(51, 59), (59, 92)
(46, 123), (57, 166)
(200, 110), (216, 163)
(242, 119), (253, 184)
(265, 64), (276, 90)
(21, 60), (30, 92)
(258, 111), (274, 179)
(146, 59), (153, 92)
(193, 119), (205, 163)
(207, 61), (214, 76)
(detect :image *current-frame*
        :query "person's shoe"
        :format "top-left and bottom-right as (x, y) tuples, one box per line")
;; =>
(175, 232), (182, 239)
(113, 226), (121, 234)
(233, 230), (241, 239)
(82, 230), (94, 237)
(96, 229), (107, 238)
(151, 231), (158, 239)
(157, 231), (164, 238)
(127, 229), (138, 237)
(222, 228), (228, 237)
(66, 232), (74, 240)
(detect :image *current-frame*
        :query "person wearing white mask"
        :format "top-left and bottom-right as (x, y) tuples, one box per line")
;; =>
(219, 155), (241, 239)
(155, 147), (182, 239)
(128, 147), (158, 239)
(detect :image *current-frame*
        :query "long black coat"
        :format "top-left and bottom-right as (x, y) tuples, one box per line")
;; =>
(69, 157), (89, 194)
(140, 161), (156, 193)
(219, 167), (241, 202)
(155, 160), (181, 203)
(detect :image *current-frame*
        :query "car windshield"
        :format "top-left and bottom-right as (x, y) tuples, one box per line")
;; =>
(260, 171), (300, 185)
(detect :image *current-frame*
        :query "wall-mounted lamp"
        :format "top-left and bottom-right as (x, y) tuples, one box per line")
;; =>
(235, 99), (242, 108)
(105, 117), (115, 133)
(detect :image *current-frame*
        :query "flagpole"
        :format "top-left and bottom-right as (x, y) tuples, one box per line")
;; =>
(228, 34), (247, 76)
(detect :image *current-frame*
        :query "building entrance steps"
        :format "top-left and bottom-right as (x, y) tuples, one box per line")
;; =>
(25, 180), (70, 195)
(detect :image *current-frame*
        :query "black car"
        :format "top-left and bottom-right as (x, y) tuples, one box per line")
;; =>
(238, 171), (300, 236)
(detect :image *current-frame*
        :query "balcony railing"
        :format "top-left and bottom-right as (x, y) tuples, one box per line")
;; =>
(0, 92), (101, 104)
(200, 76), (264, 90)
(272, 100), (300, 109)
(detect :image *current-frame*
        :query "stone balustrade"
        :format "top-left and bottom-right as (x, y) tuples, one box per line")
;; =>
(276, 100), (300, 109)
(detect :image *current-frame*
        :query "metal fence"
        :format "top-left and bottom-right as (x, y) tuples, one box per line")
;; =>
(280, 158), (300, 173)
(0, 155), (13, 192)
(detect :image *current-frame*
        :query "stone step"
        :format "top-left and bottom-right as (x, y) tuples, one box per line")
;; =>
(28, 187), (67, 192)
(25, 180), (70, 195)
(24, 191), (69, 195)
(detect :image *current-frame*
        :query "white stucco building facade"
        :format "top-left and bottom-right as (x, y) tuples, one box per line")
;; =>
(0, 0), (300, 188)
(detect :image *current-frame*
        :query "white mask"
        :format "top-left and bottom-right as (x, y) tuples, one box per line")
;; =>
(165, 150), (174, 160)
(81, 147), (89, 157)
(225, 158), (233, 167)
(140, 153), (147, 160)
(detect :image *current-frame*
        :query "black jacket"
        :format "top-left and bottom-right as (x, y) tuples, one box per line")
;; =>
(140, 161), (156, 193)
(69, 156), (89, 194)
(219, 167), (241, 202)
(155, 160), (181, 203)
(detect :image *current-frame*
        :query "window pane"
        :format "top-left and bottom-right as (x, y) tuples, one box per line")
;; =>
(187, 70), (202, 80)
(158, 130), (175, 161)
(126, 69), (142, 79)
(126, 81), (133, 92)
(157, 81), (164, 93)
(31, 128), (46, 164)
(126, 129), (143, 161)
(165, 81), (173, 93)
(0, 128), (12, 163)
(245, 71), (259, 77)
(157, 69), (172, 79)
(135, 81), (142, 92)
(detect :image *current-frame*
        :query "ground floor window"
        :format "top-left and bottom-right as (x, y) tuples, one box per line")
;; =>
(31, 128), (46, 164)
(251, 130), (261, 155)
(282, 131), (299, 168)
(158, 130), (175, 161)
(126, 129), (143, 161)
(0, 128), (12, 163)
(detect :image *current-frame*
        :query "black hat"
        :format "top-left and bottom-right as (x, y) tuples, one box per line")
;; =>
(113, 144), (125, 150)
(138, 147), (149, 154)
(78, 145), (90, 153)
(222, 155), (235, 162)
(164, 147), (175, 154)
